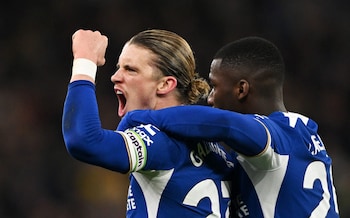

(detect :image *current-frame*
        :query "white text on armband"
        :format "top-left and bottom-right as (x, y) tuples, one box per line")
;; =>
(118, 130), (147, 172)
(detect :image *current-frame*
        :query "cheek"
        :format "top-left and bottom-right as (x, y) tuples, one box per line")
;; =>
(130, 81), (158, 102)
(214, 89), (235, 109)
(214, 88), (227, 100)
(133, 85), (154, 99)
(128, 76), (155, 92)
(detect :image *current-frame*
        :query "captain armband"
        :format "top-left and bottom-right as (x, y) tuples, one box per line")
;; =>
(117, 130), (147, 172)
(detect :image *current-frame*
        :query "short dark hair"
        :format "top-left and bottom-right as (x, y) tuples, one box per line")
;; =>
(214, 36), (285, 84)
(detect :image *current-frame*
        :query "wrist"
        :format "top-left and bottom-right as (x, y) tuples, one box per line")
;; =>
(72, 58), (97, 80)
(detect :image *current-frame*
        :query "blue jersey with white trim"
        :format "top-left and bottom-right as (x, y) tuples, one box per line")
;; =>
(62, 82), (236, 217)
(120, 105), (340, 218)
(119, 125), (235, 217)
(233, 112), (339, 218)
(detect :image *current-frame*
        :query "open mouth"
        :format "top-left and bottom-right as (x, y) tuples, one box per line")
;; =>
(115, 89), (127, 116)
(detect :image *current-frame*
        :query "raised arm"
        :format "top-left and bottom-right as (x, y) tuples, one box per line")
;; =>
(62, 30), (131, 172)
(63, 81), (131, 172)
(119, 105), (269, 156)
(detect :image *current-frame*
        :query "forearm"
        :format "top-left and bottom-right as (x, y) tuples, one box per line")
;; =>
(62, 81), (130, 173)
(125, 105), (268, 155)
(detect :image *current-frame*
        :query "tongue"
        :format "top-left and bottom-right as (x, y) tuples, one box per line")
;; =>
(117, 94), (127, 117)
(118, 103), (126, 117)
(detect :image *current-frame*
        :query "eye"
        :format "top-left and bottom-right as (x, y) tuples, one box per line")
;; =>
(116, 64), (137, 73)
(125, 66), (136, 72)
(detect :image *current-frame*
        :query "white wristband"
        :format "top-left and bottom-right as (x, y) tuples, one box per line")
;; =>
(72, 58), (97, 80)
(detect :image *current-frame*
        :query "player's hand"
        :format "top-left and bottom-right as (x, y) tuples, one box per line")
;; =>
(72, 29), (108, 66)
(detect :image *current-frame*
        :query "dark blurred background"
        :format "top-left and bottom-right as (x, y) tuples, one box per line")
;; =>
(0, 0), (349, 217)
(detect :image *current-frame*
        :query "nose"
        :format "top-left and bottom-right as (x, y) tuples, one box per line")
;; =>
(111, 69), (122, 83)
(207, 89), (214, 106)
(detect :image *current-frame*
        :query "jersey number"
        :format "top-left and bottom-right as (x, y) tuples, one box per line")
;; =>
(303, 161), (339, 217)
(183, 179), (230, 217)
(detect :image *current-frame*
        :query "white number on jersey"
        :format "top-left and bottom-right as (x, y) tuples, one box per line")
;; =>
(133, 171), (231, 217)
(183, 179), (231, 217)
(303, 161), (339, 217)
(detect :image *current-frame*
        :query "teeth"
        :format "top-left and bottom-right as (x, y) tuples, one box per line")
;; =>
(116, 90), (123, 95)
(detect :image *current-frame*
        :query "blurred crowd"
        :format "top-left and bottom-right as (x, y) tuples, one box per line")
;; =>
(0, 0), (349, 217)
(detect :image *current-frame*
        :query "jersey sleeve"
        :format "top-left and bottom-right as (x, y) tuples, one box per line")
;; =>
(118, 124), (184, 171)
(62, 80), (131, 173)
(121, 105), (269, 156)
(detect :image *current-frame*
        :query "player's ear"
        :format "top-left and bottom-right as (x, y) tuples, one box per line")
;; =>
(157, 76), (178, 94)
(237, 79), (249, 100)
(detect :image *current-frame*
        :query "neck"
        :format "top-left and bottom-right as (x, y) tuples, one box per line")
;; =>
(154, 96), (182, 110)
(259, 101), (287, 116)
(246, 94), (287, 116)
(259, 90), (287, 115)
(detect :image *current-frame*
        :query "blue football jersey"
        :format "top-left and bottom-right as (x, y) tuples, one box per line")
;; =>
(118, 124), (236, 217)
(62, 81), (237, 218)
(120, 105), (340, 218)
(233, 112), (339, 217)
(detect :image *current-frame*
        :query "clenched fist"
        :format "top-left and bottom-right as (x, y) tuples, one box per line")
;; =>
(72, 29), (108, 66)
